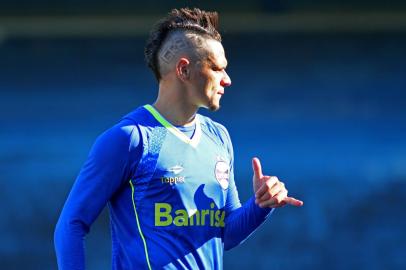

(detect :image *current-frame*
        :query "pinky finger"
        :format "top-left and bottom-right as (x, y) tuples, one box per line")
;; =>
(284, 197), (304, 207)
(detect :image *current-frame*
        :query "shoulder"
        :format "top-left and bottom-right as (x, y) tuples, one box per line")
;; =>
(93, 106), (151, 155)
(198, 114), (232, 146)
(121, 105), (163, 129)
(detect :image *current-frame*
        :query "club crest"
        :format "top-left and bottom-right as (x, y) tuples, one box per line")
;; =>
(214, 157), (230, 190)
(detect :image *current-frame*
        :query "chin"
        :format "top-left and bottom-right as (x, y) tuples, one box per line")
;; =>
(208, 102), (220, 112)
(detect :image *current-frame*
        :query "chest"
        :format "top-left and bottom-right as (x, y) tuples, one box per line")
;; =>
(150, 132), (230, 211)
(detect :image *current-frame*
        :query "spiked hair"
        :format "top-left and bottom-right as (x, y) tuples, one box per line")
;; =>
(144, 8), (222, 80)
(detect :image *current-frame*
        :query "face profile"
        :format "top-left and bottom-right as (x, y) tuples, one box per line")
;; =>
(186, 38), (231, 111)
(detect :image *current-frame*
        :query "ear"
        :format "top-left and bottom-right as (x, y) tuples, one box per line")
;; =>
(176, 58), (191, 81)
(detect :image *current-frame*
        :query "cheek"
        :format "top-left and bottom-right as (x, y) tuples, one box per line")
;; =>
(198, 76), (212, 90)
(207, 74), (220, 87)
(196, 72), (209, 86)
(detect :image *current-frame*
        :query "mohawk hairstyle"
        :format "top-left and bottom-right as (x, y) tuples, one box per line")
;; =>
(144, 8), (222, 81)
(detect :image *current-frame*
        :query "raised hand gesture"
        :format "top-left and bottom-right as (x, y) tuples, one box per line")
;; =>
(252, 157), (303, 208)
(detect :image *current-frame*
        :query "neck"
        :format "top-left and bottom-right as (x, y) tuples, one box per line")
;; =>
(153, 80), (198, 126)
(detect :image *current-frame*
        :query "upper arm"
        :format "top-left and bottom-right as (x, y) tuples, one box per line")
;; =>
(59, 123), (141, 227)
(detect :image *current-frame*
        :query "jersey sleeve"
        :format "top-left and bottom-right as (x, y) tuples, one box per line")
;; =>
(54, 122), (142, 270)
(218, 125), (274, 251)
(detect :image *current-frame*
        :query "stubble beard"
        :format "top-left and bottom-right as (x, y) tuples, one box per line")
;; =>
(200, 90), (221, 111)
(208, 100), (220, 111)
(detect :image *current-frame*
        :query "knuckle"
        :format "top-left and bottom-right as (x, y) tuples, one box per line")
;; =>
(275, 193), (287, 204)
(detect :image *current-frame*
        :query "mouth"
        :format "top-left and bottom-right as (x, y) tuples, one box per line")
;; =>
(217, 89), (224, 95)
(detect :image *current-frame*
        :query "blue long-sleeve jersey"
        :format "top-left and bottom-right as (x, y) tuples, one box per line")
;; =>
(54, 105), (273, 269)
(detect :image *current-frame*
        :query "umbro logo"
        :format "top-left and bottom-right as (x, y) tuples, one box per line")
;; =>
(161, 165), (185, 185)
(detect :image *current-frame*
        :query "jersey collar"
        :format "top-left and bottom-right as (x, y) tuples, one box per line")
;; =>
(144, 104), (201, 148)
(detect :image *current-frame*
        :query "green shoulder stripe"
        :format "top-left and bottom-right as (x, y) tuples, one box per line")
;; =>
(143, 104), (201, 148)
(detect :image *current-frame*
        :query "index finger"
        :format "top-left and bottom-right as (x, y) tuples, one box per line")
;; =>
(255, 176), (277, 199)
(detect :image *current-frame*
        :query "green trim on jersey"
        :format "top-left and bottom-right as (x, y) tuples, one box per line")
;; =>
(144, 104), (201, 148)
(129, 180), (152, 270)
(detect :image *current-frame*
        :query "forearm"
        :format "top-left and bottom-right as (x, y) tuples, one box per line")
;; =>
(54, 217), (89, 270)
(224, 196), (273, 250)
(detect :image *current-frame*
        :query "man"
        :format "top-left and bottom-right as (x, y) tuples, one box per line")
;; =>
(54, 8), (303, 270)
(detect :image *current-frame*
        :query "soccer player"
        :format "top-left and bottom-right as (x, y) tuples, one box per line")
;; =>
(54, 7), (303, 270)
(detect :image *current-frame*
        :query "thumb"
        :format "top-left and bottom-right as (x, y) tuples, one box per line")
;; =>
(252, 157), (263, 179)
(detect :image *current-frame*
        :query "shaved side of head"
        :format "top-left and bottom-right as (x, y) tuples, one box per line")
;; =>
(157, 31), (210, 77)
(144, 8), (221, 81)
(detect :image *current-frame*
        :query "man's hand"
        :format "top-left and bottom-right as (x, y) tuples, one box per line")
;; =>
(252, 157), (303, 208)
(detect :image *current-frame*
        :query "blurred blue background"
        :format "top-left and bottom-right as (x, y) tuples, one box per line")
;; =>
(1, 1), (406, 269)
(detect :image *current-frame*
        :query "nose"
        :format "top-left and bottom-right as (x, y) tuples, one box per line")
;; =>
(220, 71), (231, 87)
